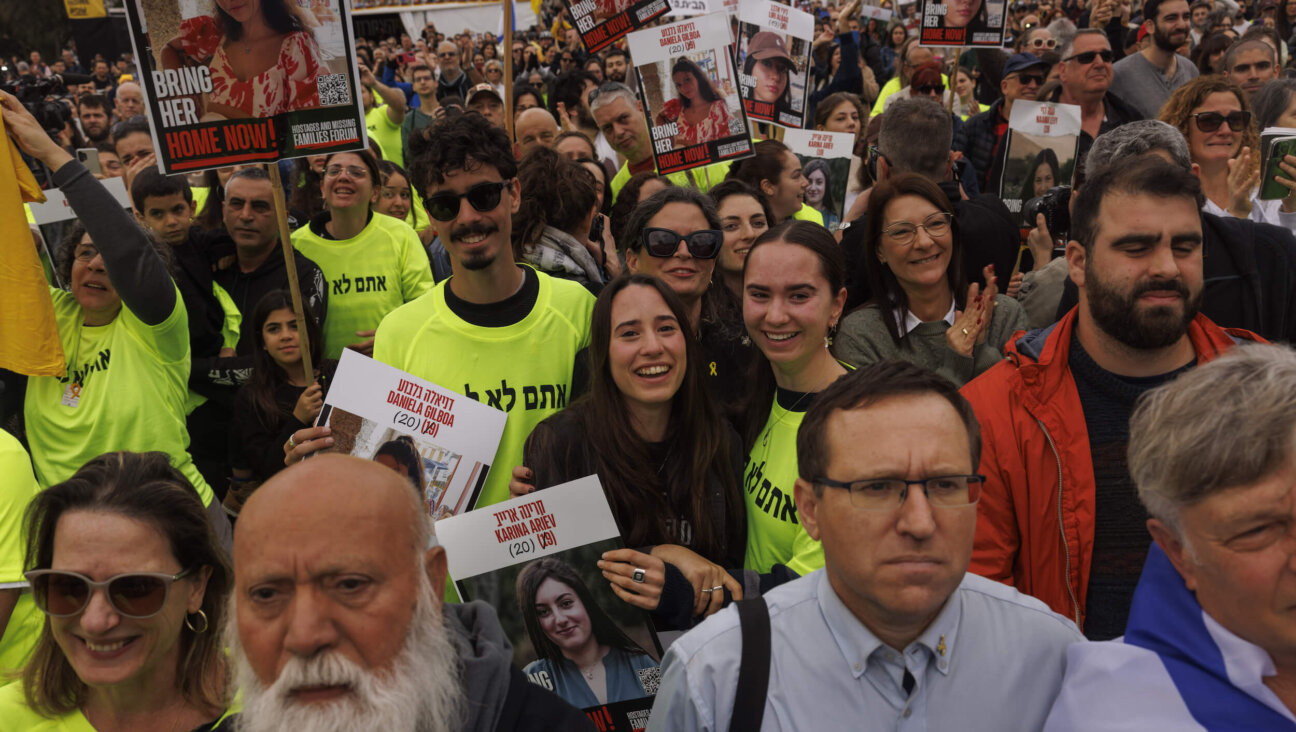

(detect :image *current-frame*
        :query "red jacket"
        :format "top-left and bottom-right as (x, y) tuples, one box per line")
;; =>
(960, 308), (1261, 629)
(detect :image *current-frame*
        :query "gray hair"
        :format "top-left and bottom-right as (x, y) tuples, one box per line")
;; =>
(1129, 344), (1296, 538)
(484, 59), (503, 73)
(1223, 38), (1277, 71)
(1058, 28), (1108, 62)
(1047, 17), (1077, 51)
(878, 97), (952, 181)
(588, 81), (639, 117)
(1085, 120), (1191, 176)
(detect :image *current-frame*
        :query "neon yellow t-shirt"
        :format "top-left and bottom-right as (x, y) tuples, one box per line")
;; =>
(743, 392), (823, 575)
(191, 185), (211, 221)
(24, 287), (213, 505)
(0, 433), (41, 674)
(292, 213), (435, 360)
(0, 682), (240, 730)
(366, 104), (404, 168)
(373, 269), (595, 508)
(610, 159), (732, 203)
(792, 202), (825, 226)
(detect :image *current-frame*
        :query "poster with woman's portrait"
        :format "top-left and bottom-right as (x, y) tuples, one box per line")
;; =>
(315, 350), (508, 518)
(999, 100), (1081, 226)
(918, 0), (1007, 46)
(437, 477), (663, 731)
(784, 128), (853, 230)
(560, 0), (671, 53)
(626, 13), (755, 175)
(736, 1), (814, 128)
(124, 0), (366, 173)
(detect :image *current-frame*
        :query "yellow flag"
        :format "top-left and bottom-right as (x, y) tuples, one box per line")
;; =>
(63, 0), (107, 19)
(0, 119), (65, 377)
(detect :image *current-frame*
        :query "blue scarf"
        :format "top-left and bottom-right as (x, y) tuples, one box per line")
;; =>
(1123, 544), (1296, 731)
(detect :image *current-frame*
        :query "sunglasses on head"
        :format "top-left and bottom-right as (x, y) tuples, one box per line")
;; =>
(423, 179), (512, 222)
(638, 227), (723, 258)
(1065, 49), (1114, 64)
(26, 567), (194, 619)
(1191, 110), (1251, 132)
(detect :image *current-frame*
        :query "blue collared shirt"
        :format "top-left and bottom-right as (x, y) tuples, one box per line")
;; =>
(648, 569), (1083, 732)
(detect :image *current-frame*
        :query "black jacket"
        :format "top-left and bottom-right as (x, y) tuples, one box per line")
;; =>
(1055, 212), (1296, 343)
(953, 98), (1007, 195)
(211, 236), (329, 357)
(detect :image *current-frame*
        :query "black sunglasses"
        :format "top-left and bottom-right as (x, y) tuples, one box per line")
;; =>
(915, 83), (945, 94)
(1009, 72), (1047, 85)
(638, 227), (723, 258)
(1191, 110), (1251, 132)
(1065, 49), (1114, 64)
(423, 180), (512, 221)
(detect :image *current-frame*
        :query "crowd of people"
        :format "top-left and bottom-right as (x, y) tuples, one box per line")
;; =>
(5, 0), (1296, 728)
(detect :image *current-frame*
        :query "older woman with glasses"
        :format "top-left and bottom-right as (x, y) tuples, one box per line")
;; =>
(0, 452), (233, 731)
(289, 149), (435, 359)
(834, 173), (1025, 388)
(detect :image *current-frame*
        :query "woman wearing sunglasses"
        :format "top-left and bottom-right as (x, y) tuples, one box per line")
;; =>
(3, 452), (233, 731)
(834, 174), (1025, 388)
(740, 221), (849, 576)
(290, 149), (436, 359)
(1159, 77), (1296, 233)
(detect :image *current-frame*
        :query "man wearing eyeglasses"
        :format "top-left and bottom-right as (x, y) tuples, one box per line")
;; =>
(434, 41), (473, 103)
(962, 157), (1262, 642)
(648, 362), (1083, 732)
(373, 114), (595, 510)
(955, 52), (1051, 195)
(1049, 29), (1142, 155)
(1110, 0), (1199, 120)
(1224, 39), (1278, 99)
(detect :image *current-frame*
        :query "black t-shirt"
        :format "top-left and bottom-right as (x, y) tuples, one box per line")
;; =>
(443, 266), (540, 327)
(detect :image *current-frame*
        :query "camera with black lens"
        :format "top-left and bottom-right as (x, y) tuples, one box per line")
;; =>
(0, 75), (74, 137)
(1022, 185), (1072, 243)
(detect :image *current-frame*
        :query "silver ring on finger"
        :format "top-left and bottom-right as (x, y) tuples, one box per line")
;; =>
(709, 585), (724, 591)
(700, 587), (714, 593)
(632, 567), (647, 583)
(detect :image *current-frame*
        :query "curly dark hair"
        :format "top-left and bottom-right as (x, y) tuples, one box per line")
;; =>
(55, 221), (174, 293)
(407, 111), (517, 196)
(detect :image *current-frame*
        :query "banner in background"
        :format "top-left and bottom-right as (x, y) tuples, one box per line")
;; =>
(1000, 100), (1080, 225)
(736, 1), (814, 128)
(784, 128), (853, 230)
(918, 0), (1007, 46)
(63, 0), (106, 19)
(627, 13), (754, 175)
(561, 0), (672, 53)
(123, 0), (366, 173)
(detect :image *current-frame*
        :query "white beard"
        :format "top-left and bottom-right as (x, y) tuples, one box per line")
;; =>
(232, 577), (464, 732)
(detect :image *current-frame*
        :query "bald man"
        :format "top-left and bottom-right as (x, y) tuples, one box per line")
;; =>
(230, 455), (595, 732)
(114, 81), (144, 122)
(515, 107), (559, 160)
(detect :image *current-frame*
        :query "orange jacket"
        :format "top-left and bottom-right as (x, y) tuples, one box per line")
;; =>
(960, 307), (1262, 630)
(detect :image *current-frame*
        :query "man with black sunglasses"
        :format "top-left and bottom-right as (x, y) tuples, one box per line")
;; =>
(1110, 0), (1199, 120)
(955, 52), (1051, 195)
(1050, 29), (1142, 161)
(373, 114), (595, 510)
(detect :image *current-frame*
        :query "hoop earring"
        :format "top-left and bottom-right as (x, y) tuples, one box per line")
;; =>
(185, 609), (209, 634)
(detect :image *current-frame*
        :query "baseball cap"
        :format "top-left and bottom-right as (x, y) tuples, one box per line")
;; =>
(467, 83), (502, 104)
(1002, 52), (1049, 76)
(748, 32), (795, 67)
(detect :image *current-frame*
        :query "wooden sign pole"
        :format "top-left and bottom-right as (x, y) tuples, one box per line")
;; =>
(504, 0), (515, 140)
(266, 163), (315, 386)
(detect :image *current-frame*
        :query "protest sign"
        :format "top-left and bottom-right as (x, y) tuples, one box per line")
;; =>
(317, 350), (508, 519)
(561, 0), (672, 52)
(437, 476), (662, 731)
(918, 0), (1007, 46)
(784, 128), (854, 230)
(736, 1), (814, 128)
(627, 13), (754, 175)
(123, 0), (366, 173)
(1000, 100), (1080, 226)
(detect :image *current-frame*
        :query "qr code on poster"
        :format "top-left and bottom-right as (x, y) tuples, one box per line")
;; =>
(317, 73), (350, 106)
(638, 665), (661, 695)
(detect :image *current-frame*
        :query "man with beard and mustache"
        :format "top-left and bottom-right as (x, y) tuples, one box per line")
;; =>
(229, 455), (596, 732)
(960, 156), (1264, 643)
(77, 94), (111, 144)
(373, 114), (595, 510)
(602, 48), (629, 83)
(1109, 0), (1199, 119)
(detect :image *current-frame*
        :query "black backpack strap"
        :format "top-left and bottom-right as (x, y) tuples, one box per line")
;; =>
(729, 596), (771, 732)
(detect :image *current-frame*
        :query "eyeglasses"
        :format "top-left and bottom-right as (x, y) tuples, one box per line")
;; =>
(638, 227), (723, 258)
(324, 164), (369, 179)
(73, 245), (101, 262)
(883, 212), (953, 245)
(1009, 72), (1047, 86)
(423, 179), (512, 221)
(25, 567), (195, 618)
(914, 83), (945, 94)
(815, 475), (985, 510)
(1028, 37), (1057, 48)
(1192, 110), (1251, 132)
(1064, 49), (1115, 64)
(1187, 111), (1249, 134)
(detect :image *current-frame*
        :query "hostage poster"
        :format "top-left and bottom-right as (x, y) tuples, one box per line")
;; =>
(737, 0), (814, 128)
(627, 13), (754, 175)
(316, 350), (507, 520)
(1000, 100), (1080, 227)
(437, 476), (663, 731)
(123, 0), (366, 173)
(918, 0), (1007, 46)
(784, 128), (853, 230)
(561, 0), (672, 53)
